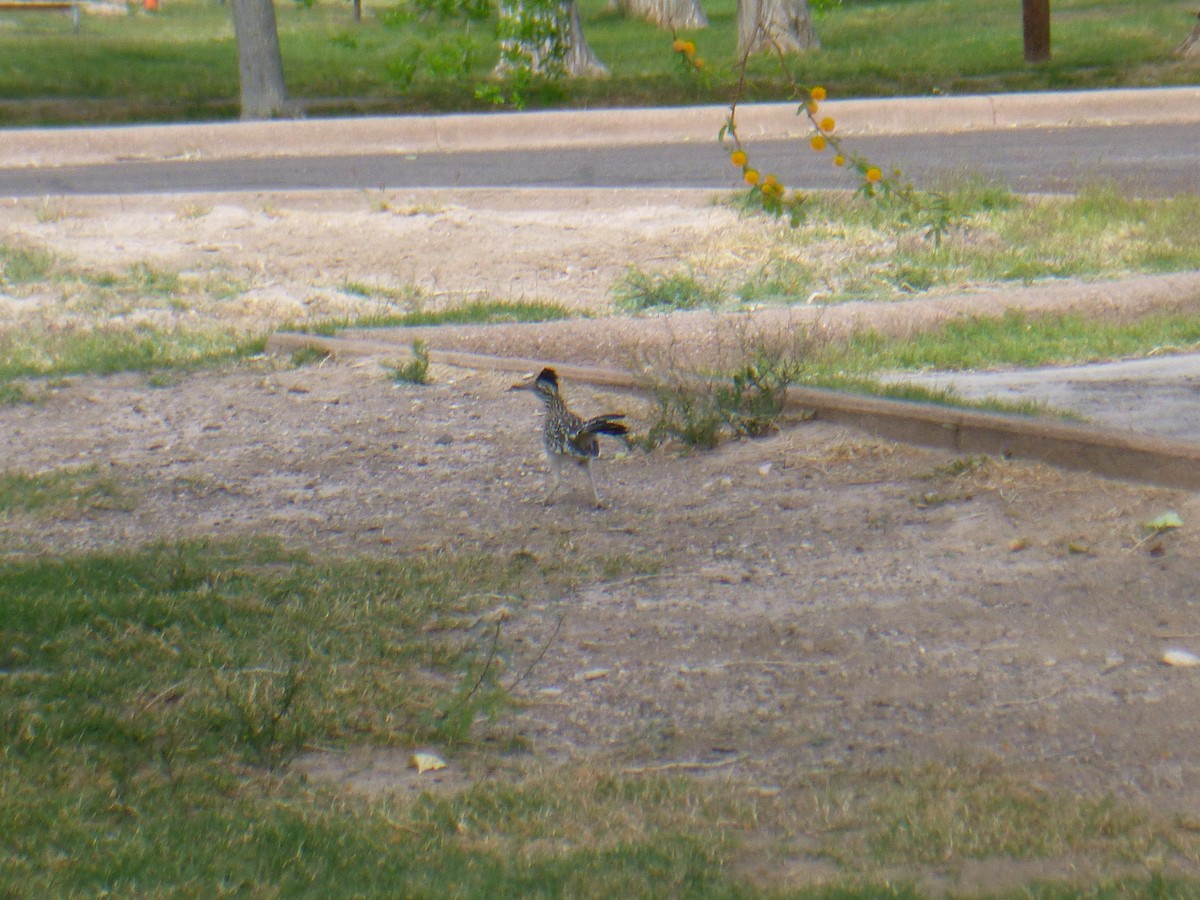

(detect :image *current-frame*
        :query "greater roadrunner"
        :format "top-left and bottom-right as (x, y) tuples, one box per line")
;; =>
(511, 367), (629, 507)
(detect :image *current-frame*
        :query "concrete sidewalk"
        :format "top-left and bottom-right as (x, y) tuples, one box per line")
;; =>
(2, 85), (1199, 169)
(891, 352), (1200, 444)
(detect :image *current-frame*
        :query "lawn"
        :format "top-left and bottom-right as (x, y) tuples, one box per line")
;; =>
(3, 516), (1198, 896)
(0, 0), (1195, 124)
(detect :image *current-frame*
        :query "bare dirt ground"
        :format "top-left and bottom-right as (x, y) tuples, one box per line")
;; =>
(4, 188), (1200, 888)
(4, 189), (746, 322)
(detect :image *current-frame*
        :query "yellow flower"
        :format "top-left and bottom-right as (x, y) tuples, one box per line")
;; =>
(810, 135), (827, 152)
(833, 154), (846, 167)
(811, 86), (827, 102)
(820, 116), (836, 133)
(693, 57), (704, 69)
(744, 168), (760, 185)
(672, 38), (687, 53)
(730, 149), (748, 167)
(865, 167), (883, 184)
(806, 101), (819, 115)
(682, 40), (696, 55)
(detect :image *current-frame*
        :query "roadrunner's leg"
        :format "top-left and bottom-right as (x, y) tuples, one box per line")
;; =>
(544, 452), (564, 503)
(583, 460), (603, 507)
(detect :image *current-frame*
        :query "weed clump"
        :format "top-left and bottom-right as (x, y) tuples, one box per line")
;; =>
(386, 339), (431, 385)
(644, 332), (808, 449)
(290, 344), (332, 367)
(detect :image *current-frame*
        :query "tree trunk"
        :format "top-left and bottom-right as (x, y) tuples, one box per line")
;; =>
(496, 0), (608, 77)
(353, 0), (361, 23)
(1022, 0), (1050, 63)
(231, 0), (289, 119)
(737, 0), (818, 57)
(608, 0), (706, 31)
(1174, 10), (1200, 58)
(562, 0), (607, 75)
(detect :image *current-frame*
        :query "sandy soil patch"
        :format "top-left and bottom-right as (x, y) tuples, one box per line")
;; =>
(3, 188), (760, 323)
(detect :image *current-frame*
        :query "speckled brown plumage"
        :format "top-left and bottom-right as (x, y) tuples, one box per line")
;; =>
(512, 367), (629, 506)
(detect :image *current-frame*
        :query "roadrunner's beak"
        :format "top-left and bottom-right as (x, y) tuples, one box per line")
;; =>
(508, 372), (537, 391)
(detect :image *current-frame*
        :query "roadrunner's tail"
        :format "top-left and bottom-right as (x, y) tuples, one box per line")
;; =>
(576, 413), (629, 440)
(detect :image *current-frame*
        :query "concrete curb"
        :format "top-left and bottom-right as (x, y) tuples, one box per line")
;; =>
(265, 332), (1200, 492)
(3, 86), (1199, 169)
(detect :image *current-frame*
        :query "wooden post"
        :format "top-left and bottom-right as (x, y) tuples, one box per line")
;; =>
(1023, 0), (1051, 63)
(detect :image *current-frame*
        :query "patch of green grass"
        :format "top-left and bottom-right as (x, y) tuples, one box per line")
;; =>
(800, 760), (1193, 872)
(123, 261), (183, 297)
(397, 299), (577, 326)
(0, 539), (526, 763)
(0, 759), (760, 896)
(0, 0), (1195, 125)
(290, 343), (333, 367)
(0, 464), (126, 515)
(0, 382), (38, 405)
(1, 247), (246, 325)
(1023, 875), (1200, 899)
(970, 187), (1200, 283)
(736, 759), (1200, 892)
(397, 768), (756, 893)
(732, 186), (1200, 305)
(0, 539), (756, 897)
(78, 261), (228, 302)
(0, 323), (266, 383)
(613, 269), (725, 313)
(866, 762), (1142, 864)
(0, 242), (56, 284)
(301, 298), (575, 335)
(755, 305), (1200, 416)
(596, 552), (662, 581)
(806, 372), (1063, 419)
(737, 256), (819, 306)
(790, 299), (1200, 412)
(829, 309), (1200, 374)
(339, 280), (378, 298)
(0, 295), (564, 388)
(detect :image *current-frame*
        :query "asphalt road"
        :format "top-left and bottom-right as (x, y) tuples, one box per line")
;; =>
(1, 123), (1197, 197)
